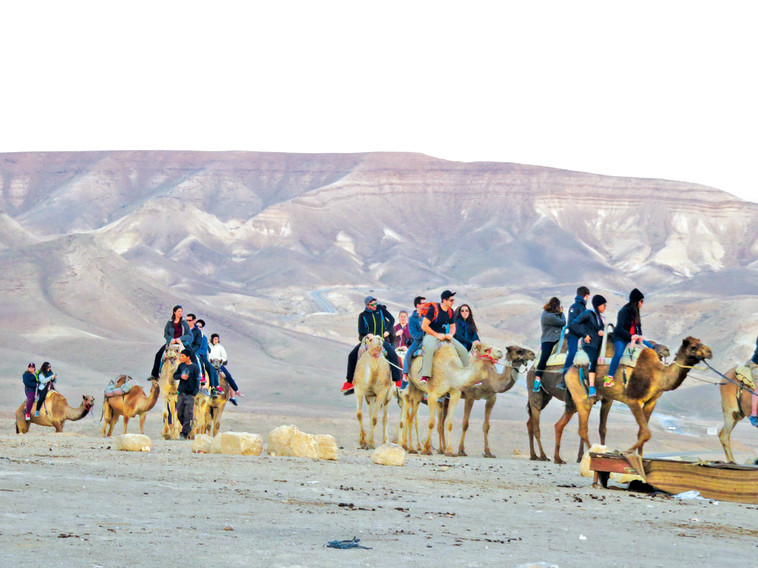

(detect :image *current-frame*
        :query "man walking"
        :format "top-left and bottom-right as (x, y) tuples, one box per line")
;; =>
(174, 348), (200, 439)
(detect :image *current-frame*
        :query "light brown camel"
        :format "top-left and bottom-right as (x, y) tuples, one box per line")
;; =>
(16, 392), (95, 433)
(565, 336), (712, 456)
(158, 343), (182, 440)
(102, 376), (160, 437)
(441, 345), (536, 458)
(404, 341), (504, 456)
(718, 365), (758, 463)
(191, 370), (231, 439)
(353, 335), (393, 449)
(529, 340), (670, 464)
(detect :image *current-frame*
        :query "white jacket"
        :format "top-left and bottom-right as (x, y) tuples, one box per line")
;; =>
(209, 343), (228, 363)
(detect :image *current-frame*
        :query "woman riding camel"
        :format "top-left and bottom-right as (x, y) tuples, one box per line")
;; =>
(150, 305), (192, 379)
(210, 333), (242, 405)
(569, 294), (607, 398)
(605, 288), (655, 388)
(35, 362), (56, 417)
(454, 303), (480, 351)
(533, 297), (565, 392)
(22, 362), (37, 421)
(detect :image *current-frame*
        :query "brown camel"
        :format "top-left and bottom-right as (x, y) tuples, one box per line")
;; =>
(565, 336), (712, 456)
(404, 341), (504, 456)
(102, 376), (160, 437)
(441, 345), (536, 458)
(529, 340), (671, 464)
(16, 392), (95, 433)
(718, 365), (758, 463)
(353, 335), (393, 449)
(158, 343), (182, 440)
(191, 372), (231, 439)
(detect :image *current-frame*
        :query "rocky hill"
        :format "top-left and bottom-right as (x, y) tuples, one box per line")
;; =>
(2, 150), (757, 422)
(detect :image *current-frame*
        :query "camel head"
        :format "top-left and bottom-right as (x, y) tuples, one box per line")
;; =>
(471, 342), (503, 364)
(164, 343), (182, 361)
(680, 336), (713, 362)
(361, 334), (384, 358)
(210, 358), (222, 369)
(82, 395), (95, 410)
(505, 345), (536, 368)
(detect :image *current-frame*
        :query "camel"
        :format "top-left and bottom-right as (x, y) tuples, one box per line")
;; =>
(404, 341), (504, 457)
(157, 343), (182, 440)
(191, 370), (231, 439)
(102, 376), (160, 437)
(16, 392), (95, 434)
(528, 336), (670, 464)
(440, 345), (536, 458)
(353, 335), (393, 449)
(565, 336), (712, 456)
(718, 365), (758, 463)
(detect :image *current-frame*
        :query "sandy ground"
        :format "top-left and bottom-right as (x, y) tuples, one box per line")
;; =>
(1, 400), (757, 568)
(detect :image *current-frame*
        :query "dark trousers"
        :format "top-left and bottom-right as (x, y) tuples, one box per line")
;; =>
(176, 392), (195, 438)
(198, 353), (219, 388)
(35, 384), (51, 412)
(151, 344), (197, 378)
(345, 341), (401, 383)
(536, 340), (558, 379)
(25, 387), (36, 416)
(219, 365), (238, 392)
(583, 345), (600, 373)
(562, 335), (581, 374)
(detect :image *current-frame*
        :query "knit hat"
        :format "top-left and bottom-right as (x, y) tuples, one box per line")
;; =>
(364, 296), (377, 306)
(629, 288), (644, 303)
(592, 294), (607, 310)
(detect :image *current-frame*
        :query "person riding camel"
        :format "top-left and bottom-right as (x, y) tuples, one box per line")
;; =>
(342, 296), (402, 393)
(419, 290), (470, 382)
(22, 362), (37, 421)
(569, 294), (607, 398)
(401, 296), (426, 387)
(150, 305), (192, 379)
(561, 286), (590, 389)
(748, 336), (758, 427)
(34, 361), (57, 417)
(605, 288), (656, 388)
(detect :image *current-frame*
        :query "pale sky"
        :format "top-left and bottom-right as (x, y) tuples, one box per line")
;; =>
(2, 1), (756, 203)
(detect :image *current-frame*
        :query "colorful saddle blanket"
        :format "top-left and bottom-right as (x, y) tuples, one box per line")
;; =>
(104, 375), (139, 398)
(541, 343), (646, 369)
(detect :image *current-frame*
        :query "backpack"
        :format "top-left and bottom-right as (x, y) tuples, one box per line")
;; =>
(418, 302), (452, 323)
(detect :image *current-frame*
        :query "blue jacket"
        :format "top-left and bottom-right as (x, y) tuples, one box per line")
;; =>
(570, 309), (605, 349)
(408, 310), (424, 341)
(23, 371), (37, 389)
(454, 317), (480, 350)
(198, 332), (210, 358)
(566, 295), (587, 339)
(190, 326), (202, 354)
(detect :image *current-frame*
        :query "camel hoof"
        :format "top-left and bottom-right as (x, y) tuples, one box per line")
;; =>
(554, 458), (566, 465)
(456, 451), (467, 457)
(483, 452), (495, 459)
(444, 451), (455, 458)
(530, 456), (539, 461)
(421, 450), (432, 456)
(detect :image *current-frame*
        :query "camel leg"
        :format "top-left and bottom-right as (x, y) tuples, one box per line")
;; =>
(53, 421), (63, 433)
(356, 392), (367, 449)
(139, 413), (147, 435)
(719, 412), (740, 463)
(422, 396), (438, 456)
(409, 398), (421, 453)
(443, 391), (462, 457)
(367, 395), (378, 449)
(381, 393), (390, 445)
(554, 408), (575, 464)
(626, 402), (652, 455)
(102, 402), (112, 437)
(527, 395), (549, 461)
(399, 395), (410, 451)
(122, 415), (130, 435)
(436, 401), (447, 455)
(482, 395), (497, 458)
(642, 395), (661, 425)
(457, 396), (475, 457)
(598, 398), (613, 445)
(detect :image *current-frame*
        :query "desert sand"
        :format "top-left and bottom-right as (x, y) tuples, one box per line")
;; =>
(1, 398), (757, 568)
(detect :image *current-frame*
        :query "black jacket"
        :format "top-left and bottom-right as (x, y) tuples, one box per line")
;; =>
(358, 306), (395, 340)
(189, 326), (202, 354)
(174, 363), (200, 395)
(23, 371), (37, 389)
(609, 303), (642, 343)
(570, 309), (605, 349)
(566, 295), (587, 338)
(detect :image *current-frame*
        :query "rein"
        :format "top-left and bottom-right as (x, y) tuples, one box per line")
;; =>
(672, 360), (708, 371)
(703, 360), (758, 397)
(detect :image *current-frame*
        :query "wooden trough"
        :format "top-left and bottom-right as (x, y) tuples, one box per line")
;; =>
(589, 451), (758, 504)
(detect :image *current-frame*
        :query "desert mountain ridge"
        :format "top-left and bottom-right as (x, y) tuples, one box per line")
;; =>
(1, 150), (757, 426)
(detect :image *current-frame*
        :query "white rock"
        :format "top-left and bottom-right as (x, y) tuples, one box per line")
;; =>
(267, 425), (338, 460)
(267, 425), (299, 456)
(212, 432), (263, 456)
(315, 434), (338, 461)
(371, 443), (406, 466)
(115, 434), (152, 452)
(292, 429), (319, 458)
(192, 434), (213, 454)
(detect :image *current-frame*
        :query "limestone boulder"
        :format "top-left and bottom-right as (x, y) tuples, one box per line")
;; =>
(371, 443), (406, 466)
(267, 425), (338, 460)
(115, 434), (152, 452)
(192, 434), (213, 454)
(315, 434), (339, 461)
(211, 432), (263, 456)
(267, 425), (299, 457)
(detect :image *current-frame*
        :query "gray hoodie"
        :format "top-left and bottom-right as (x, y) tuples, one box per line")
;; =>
(540, 310), (566, 343)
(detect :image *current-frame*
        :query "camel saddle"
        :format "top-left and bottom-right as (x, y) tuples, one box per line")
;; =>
(543, 344), (645, 369)
(734, 362), (757, 391)
(104, 376), (139, 398)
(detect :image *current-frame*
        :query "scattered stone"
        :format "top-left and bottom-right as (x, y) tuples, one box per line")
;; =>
(192, 434), (213, 454)
(115, 434), (152, 452)
(267, 425), (299, 457)
(267, 425), (338, 460)
(211, 432), (263, 456)
(372, 443), (406, 466)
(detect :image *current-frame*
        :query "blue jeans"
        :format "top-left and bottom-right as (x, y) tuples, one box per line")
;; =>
(219, 365), (238, 392)
(403, 338), (423, 374)
(562, 335), (580, 375)
(608, 339), (655, 377)
(198, 353), (219, 388)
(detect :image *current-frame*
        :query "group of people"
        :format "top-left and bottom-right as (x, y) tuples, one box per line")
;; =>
(21, 361), (57, 421)
(534, 286), (655, 397)
(341, 290), (480, 393)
